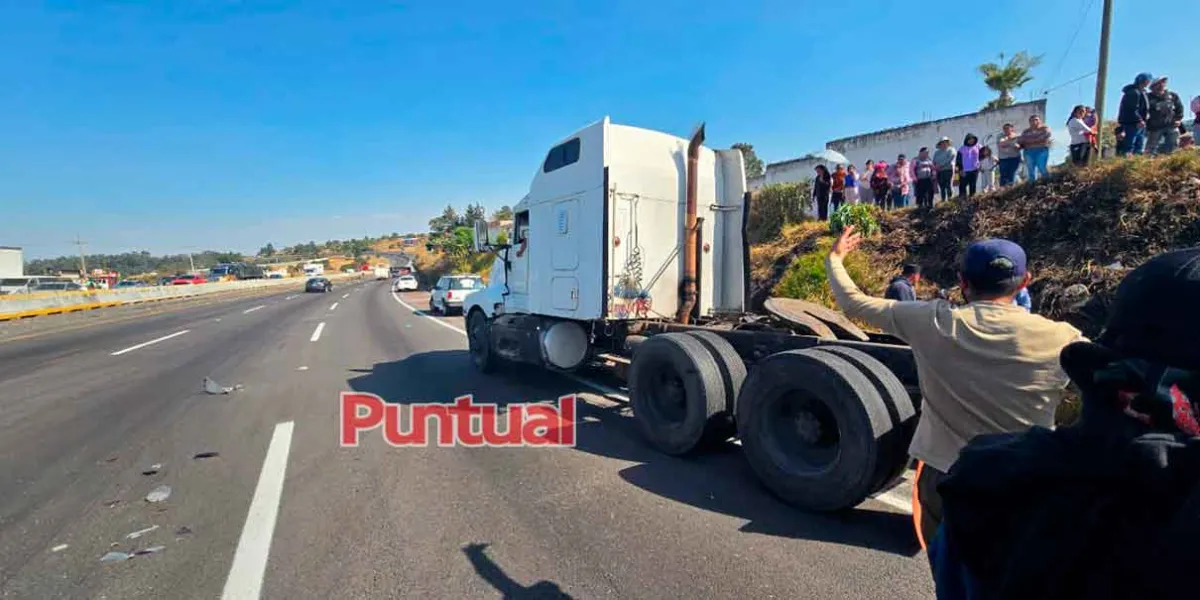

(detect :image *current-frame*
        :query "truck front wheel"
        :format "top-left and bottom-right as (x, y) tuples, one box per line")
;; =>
(467, 310), (497, 373)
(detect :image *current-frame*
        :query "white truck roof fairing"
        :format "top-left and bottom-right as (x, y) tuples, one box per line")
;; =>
(513, 118), (747, 321)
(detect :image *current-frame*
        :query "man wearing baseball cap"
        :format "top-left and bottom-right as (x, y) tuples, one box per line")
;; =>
(931, 247), (1200, 597)
(826, 228), (1085, 555)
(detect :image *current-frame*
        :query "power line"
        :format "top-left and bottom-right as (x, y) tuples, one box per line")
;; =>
(1043, 0), (1097, 94)
(1043, 70), (1099, 96)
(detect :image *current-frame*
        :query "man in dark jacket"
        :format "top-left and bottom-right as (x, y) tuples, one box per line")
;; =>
(884, 263), (920, 301)
(929, 247), (1200, 600)
(1145, 77), (1185, 155)
(1117, 72), (1153, 155)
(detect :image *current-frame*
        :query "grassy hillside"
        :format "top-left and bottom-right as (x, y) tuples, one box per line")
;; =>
(751, 152), (1200, 338)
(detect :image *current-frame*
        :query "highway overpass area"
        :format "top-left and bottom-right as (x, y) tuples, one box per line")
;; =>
(0, 279), (932, 599)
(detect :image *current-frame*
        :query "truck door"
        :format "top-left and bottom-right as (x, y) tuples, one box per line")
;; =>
(505, 211), (531, 313)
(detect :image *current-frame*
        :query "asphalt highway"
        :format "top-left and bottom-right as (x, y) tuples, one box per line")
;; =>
(0, 279), (933, 599)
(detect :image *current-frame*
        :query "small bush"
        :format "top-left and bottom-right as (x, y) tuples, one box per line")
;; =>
(829, 203), (881, 236)
(774, 237), (875, 310)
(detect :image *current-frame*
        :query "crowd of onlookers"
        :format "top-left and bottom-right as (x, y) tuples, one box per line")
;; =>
(809, 72), (1199, 221)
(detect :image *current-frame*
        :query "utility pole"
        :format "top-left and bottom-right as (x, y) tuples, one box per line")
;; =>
(71, 234), (88, 276)
(1092, 0), (1114, 163)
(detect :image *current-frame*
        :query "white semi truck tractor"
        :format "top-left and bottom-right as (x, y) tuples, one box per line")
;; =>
(463, 117), (920, 512)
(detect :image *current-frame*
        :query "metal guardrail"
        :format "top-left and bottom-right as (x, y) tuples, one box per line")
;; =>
(0, 274), (360, 321)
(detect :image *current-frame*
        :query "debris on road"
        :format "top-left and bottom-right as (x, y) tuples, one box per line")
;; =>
(203, 377), (244, 395)
(141, 463), (163, 476)
(103, 500), (121, 508)
(100, 551), (132, 563)
(145, 485), (172, 503)
(51, 544), (69, 553)
(134, 546), (165, 556)
(192, 451), (219, 460)
(125, 525), (159, 540)
(174, 526), (193, 536)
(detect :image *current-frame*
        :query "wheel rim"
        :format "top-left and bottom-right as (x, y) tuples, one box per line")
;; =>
(760, 389), (841, 476)
(641, 361), (689, 426)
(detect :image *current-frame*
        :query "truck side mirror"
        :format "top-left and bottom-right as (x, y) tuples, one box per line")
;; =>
(472, 220), (491, 253)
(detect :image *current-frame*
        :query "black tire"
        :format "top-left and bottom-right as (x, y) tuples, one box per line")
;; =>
(685, 331), (747, 442)
(810, 346), (916, 494)
(737, 349), (892, 512)
(629, 333), (728, 455)
(467, 309), (497, 374)
(429, 298), (439, 315)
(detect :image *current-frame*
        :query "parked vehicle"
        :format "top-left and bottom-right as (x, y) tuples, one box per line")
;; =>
(429, 274), (482, 315)
(116, 280), (148, 288)
(303, 263), (325, 277)
(392, 274), (418, 292)
(462, 118), (919, 513)
(0, 276), (81, 294)
(373, 266), (390, 280)
(171, 274), (207, 285)
(158, 276), (175, 286)
(34, 280), (85, 292)
(305, 277), (333, 293)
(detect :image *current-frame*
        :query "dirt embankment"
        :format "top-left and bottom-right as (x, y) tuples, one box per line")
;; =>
(751, 152), (1200, 338)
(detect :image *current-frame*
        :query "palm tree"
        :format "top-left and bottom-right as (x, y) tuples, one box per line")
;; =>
(978, 52), (1043, 110)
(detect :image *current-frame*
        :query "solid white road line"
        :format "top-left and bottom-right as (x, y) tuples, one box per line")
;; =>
(110, 330), (190, 356)
(390, 291), (466, 335)
(329, 302), (338, 311)
(870, 488), (913, 514)
(221, 421), (295, 600)
(309, 322), (326, 342)
(243, 305), (266, 314)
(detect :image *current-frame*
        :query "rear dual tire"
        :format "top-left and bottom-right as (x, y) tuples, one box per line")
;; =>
(630, 332), (746, 455)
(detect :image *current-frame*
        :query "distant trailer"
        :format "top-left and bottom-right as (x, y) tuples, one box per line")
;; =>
(0, 246), (23, 279)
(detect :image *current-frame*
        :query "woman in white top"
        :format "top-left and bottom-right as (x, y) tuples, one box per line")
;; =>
(1066, 105), (1096, 167)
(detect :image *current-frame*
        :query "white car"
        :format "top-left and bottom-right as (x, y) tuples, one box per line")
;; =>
(429, 274), (482, 315)
(392, 274), (418, 292)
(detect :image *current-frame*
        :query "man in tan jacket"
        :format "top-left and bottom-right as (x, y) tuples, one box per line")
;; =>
(826, 226), (1085, 553)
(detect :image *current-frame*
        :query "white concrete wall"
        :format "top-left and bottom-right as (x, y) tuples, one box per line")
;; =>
(826, 100), (1054, 170)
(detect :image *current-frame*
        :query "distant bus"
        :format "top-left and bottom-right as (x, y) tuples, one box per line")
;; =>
(208, 263), (265, 281)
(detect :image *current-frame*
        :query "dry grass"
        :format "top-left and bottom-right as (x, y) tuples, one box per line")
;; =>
(750, 153), (1200, 337)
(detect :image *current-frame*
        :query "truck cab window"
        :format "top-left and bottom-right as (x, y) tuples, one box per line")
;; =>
(542, 138), (580, 173)
(514, 212), (530, 243)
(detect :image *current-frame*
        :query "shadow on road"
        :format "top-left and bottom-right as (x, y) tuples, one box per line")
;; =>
(463, 542), (574, 599)
(347, 350), (919, 557)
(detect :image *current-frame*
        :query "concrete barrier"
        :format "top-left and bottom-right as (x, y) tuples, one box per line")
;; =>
(0, 274), (360, 321)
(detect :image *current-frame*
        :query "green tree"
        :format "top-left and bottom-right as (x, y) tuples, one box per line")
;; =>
(491, 205), (514, 222)
(258, 243), (276, 257)
(732, 142), (765, 178)
(978, 51), (1043, 110)
(429, 205), (459, 232)
(464, 203), (486, 225)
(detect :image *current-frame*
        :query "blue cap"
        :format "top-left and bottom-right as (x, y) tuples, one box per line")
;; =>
(963, 239), (1027, 286)
(1136, 72), (1154, 84)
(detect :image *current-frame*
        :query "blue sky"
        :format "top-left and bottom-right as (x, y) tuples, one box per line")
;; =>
(2, 1), (1196, 258)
